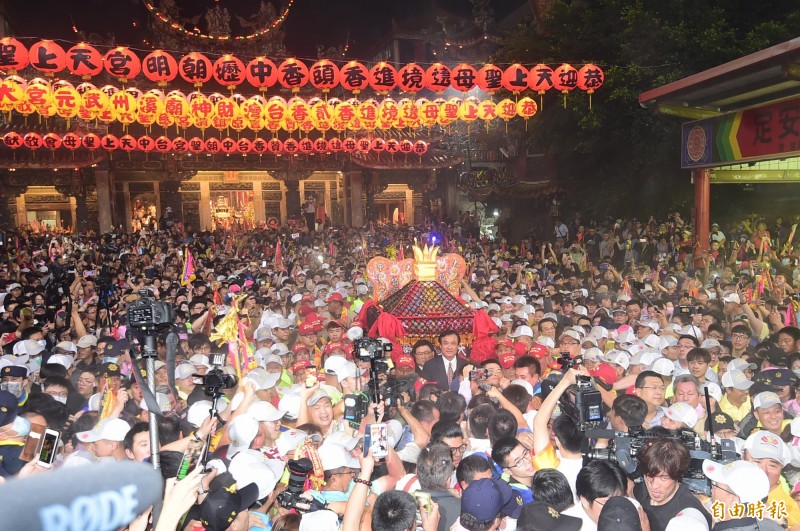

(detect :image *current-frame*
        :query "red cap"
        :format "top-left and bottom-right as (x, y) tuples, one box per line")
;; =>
(292, 343), (310, 354)
(589, 363), (618, 386)
(326, 319), (346, 329)
(301, 293), (314, 302)
(326, 293), (344, 303)
(298, 322), (316, 334)
(396, 354), (415, 369)
(513, 342), (528, 358)
(529, 344), (549, 359)
(499, 352), (517, 369)
(498, 339), (515, 350)
(324, 341), (345, 354)
(291, 359), (313, 373)
(298, 305), (315, 318)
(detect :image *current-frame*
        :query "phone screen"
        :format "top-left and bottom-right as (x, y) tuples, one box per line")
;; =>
(38, 430), (59, 467)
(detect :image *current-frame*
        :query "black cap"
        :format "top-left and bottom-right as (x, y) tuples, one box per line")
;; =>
(518, 502), (582, 531)
(200, 481), (259, 531)
(597, 497), (642, 531)
(707, 411), (735, 433)
(1, 365), (27, 378)
(102, 362), (121, 377)
(0, 390), (18, 427)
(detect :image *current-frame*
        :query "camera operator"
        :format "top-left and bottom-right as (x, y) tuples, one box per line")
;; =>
(633, 438), (711, 531)
(532, 367), (592, 497)
(609, 395), (648, 433)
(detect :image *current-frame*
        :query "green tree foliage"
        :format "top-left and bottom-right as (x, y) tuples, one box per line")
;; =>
(498, 0), (800, 217)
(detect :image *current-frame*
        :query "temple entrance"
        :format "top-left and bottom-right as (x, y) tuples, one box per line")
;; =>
(375, 201), (406, 225)
(210, 191), (255, 231)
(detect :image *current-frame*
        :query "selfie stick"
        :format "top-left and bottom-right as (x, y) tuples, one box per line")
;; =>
(141, 333), (161, 469)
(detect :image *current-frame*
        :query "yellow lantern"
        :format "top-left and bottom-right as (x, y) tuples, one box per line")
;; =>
(478, 100), (497, 122)
(334, 100), (356, 124)
(0, 79), (23, 112)
(496, 98), (517, 121)
(155, 112), (174, 129)
(215, 97), (240, 121)
(81, 88), (109, 118)
(53, 85), (80, 119)
(264, 97), (287, 122)
(189, 93), (214, 121)
(458, 99), (480, 123)
(516, 97), (538, 120)
(164, 92), (188, 118)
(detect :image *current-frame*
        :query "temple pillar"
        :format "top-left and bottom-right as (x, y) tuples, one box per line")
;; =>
(284, 180), (301, 219)
(95, 165), (113, 234)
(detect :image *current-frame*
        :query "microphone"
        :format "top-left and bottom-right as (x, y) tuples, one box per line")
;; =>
(0, 460), (163, 531)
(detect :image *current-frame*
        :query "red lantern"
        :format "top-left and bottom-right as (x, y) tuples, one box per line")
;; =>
(103, 47), (141, 82)
(183, 137), (202, 154)
(154, 136), (172, 153)
(424, 63), (452, 93)
(0, 38), (29, 72)
(252, 138), (268, 154)
(277, 58), (309, 91)
(502, 64), (529, 93)
(384, 138), (399, 154)
(342, 137), (357, 153)
(577, 64), (604, 93)
(327, 137), (343, 152)
(528, 64), (555, 94)
(399, 139), (414, 154)
(397, 63), (425, 93)
(179, 52), (213, 86)
(267, 138), (283, 154)
(204, 137), (221, 154)
(297, 137), (313, 154)
(369, 62), (397, 93)
(171, 137), (188, 153)
(23, 132), (43, 149)
(29, 40), (66, 75)
(81, 133), (100, 150)
(66, 44), (103, 78)
(476, 64), (503, 93)
(309, 60), (340, 92)
(340, 61), (369, 93)
(233, 138), (250, 154)
(41, 133), (61, 150)
(142, 50), (178, 85)
(137, 135), (155, 152)
(213, 54), (246, 88)
(62, 132), (81, 150)
(219, 137), (237, 154)
(451, 63), (477, 92)
(246, 57), (278, 90)
(371, 138), (386, 152)
(413, 140), (428, 155)
(553, 63), (578, 92)
(101, 134), (120, 151)
(283, 137), (299, 154)
(313, 138), (328, 153)
(2, 131), (22, 149)
(116, 134), (135, 152)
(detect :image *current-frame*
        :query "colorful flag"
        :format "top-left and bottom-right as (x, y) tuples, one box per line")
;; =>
(180, 246), (196, 286)
(99, 377), (117, 420)
(274, 238), (282, 270)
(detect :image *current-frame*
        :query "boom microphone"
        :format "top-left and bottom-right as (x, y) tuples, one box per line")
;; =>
(0, 460), (163, 531)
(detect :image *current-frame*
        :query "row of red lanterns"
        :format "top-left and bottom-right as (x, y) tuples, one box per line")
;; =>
(1, 131), (430, 156)
(0, 38), (604, 95)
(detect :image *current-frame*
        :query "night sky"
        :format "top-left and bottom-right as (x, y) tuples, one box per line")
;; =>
(4, 0), (513, 59)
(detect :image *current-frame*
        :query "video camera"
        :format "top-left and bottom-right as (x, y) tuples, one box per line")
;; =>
(277, 458), (328, 512)
(198, 352), (238, 397)
(574, 375), (603, 431)
(127, 289), (174, 332)
(354, 337), (392, 364)
(344, 338), (395, 425)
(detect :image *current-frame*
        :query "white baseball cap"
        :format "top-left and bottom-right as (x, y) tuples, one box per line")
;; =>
(187, 399), (226, 428)
(509, 325), (534, 339)
(664, 402), (698, 428)
(535, 336), (555, 349)
(752, 391), (781, 410)
(229, 449), (279, 500)
(589, 326), (609, 340)
(248, 400), (286, 422)
(721, 369), (753, 390)
(607, 351), (631, 371)
(276, 429), (308, 456)
(728, 358), (757, 372)
(723, 293), (741, 304)
(76, 418), (131, 443)
(189, 354), (211, 369)
(279, 392), (302, 420)
(744, 430), (791, 466)
(658, 336), (678, 351)
(318, 440), (360, 470)
(665, 508), (710, 531)
(650, 358), (675, 376)
(640, 320), (659, 333)
(174, 363), (197, 380)
(702, 460), (769, 504)
(226, 414), (259, 459)
(243, 368), (280, 391)
(47, 354), (75, 370)
(335, 362), (365, 383)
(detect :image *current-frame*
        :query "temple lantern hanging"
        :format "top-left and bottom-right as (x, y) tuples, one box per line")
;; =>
(340, 61), (369, 93)
(0, 38), (29, 73)
(65, 43), (102, 78)
(516, 96), (538, 122)
(553, 63), (579, 108)
(213, 54), (246, 89)
(309, 59), (340, 93)
(451, 63), (477, 92)
(42, 132), (62, 150)
(277, 58), (309, 92)
(397, 63), (425, 94)
(137, 135), (156, 152)
(0, 79), (23, 112)
(246, 56), (278, 91)
(528, 63), (555, 96)
(413, 140), (428, 155)
(369, 61), (398, 94)
(476, 64), (503, 93)
(501, 64), (529, 94)
(179, 52), (213, 87)
(424, 62), (452, 93)
(23, 132), (43, 149)
(29, 40), (66, 75)
(2, 131), (22, 149)
(103, 47), (141, 82)
(327, 137), (342, 152)
(577, 63), (605, 110)
(142, 50), (178, 86)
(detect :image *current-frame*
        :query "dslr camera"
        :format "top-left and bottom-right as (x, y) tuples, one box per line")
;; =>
(127, 290), (174, 332)
(354, 337), (392, 363)
(277, 458), (328, 512)
(199, 352), (238, 397)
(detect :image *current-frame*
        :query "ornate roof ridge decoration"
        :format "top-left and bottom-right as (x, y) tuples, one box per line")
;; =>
(143, 0), (294, 42)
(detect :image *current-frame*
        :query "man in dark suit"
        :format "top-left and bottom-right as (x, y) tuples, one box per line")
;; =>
(421, 330), (469, 392)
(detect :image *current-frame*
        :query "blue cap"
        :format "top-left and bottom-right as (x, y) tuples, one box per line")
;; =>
(0, 390), (19, 427)
(1, 365), (27, 379)
(461, 478), (523, 523)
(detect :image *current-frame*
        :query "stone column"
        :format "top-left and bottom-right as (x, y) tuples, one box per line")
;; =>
(284, 181), (301, 219)
(347, 171), (363, 227)
(15, 193), (26, 227)
(364, 172), (376, 224)
(253, 181), (265, 225)
(199, 181), (211, 231)
(95, 165), (113, 233)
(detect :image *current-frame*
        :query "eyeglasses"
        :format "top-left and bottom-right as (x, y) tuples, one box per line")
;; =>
(639, 385), (666, 392)
(449, 444), (467, 456)
(414, 350), (433, 356)
(332, 470), (357, 477)
(712, 482), (736, 496)
(508, 449), (531, 468)
(731, 334), (749, 340)
(560, 341), (578, 347)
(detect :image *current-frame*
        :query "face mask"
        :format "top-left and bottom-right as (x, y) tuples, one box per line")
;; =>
(793, 368), (800, 379)
(52, 395), (67, 405)
(1, 416), (30, 438)
(783, 258), (791, 266)
(0, 381), (23, 398)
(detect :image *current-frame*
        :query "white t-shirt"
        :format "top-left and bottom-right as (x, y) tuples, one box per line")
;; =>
(564, 504), (596, 531)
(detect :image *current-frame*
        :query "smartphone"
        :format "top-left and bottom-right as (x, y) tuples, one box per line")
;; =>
(414, 491), (432, 528)
(364, 423), (389, 459)
(37, 429), (60, 468)
(177, 438), (205, 480)
(20, 423), (46, 462)
(469, 369), (488, 381)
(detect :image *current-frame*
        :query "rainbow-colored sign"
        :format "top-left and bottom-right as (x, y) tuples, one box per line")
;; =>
(682, 97), (800, 168)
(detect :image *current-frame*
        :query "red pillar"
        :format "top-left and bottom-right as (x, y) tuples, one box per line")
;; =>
(693, 168), (710, 257)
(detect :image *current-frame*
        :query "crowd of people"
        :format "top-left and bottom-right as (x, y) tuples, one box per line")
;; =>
(2, 210), (800, 531)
